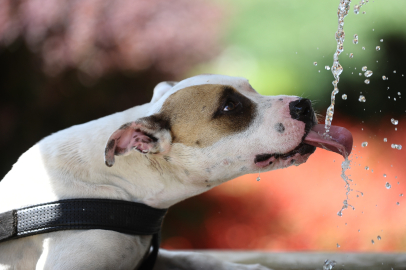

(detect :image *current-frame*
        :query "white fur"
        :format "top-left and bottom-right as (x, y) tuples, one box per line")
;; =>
(0, 74), (310, 270)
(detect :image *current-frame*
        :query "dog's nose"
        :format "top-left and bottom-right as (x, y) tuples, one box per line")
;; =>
(289, 98), (314, 123)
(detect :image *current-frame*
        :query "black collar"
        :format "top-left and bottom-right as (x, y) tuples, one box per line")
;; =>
(0, 199), (168, 270)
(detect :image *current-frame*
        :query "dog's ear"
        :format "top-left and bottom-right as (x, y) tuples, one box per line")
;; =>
(150, 81), (178, 103)
(104, 115), (171, 167)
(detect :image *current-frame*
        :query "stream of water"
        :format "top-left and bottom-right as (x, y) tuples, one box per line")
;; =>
(324, 0), (356, 218)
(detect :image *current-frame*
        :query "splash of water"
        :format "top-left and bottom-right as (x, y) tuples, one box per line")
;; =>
(324, 0), (351, 134)
(337, 157), (355, 217)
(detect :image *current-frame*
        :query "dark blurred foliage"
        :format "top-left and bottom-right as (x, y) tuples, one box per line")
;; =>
(0, 0), (223, 179)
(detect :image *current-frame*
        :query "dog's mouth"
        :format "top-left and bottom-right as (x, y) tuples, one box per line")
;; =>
(254, 124), (353, 168)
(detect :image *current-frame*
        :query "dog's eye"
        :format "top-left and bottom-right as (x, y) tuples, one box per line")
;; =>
(223, 101), (236, 112)
(223, 102), (235, 112)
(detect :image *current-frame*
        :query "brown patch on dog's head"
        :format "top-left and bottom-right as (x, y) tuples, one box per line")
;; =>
(156, 84), (257, 147)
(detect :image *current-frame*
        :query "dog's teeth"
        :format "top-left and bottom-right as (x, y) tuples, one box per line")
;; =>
(142, 150), (148, 153)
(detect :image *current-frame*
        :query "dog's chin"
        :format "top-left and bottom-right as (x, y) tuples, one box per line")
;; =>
(254, 143), (316, 169)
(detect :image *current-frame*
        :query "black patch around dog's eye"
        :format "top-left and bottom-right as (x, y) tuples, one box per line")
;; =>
(211, 86), (256, 133)
(214, 87), (244, 115)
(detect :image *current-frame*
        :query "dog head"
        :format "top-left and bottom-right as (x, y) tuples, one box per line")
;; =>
(104, 74), (352, 185)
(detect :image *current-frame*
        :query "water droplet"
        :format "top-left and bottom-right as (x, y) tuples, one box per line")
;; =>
(376, 46), (380, 51)
(391, 118), (399, 125)
(385, 182), (391, 189)
(331, 63), (343, 78)
(365, 166), (369, 170)
(398, 92), (401, 95)
(401, 194), (403, 196)
(336, 243), (340, 248)
(313, 62), (318, 66)
(362, 66), (367, 71)
(353, 38), (358, 44)
(382, 76), (388, 80)
(397, 202), (400, 205)
(377, 236), (381, 240)
(256, 177), (261, 181)
(325, 66), (331, 70)
(323, 259), (336, 270)
(380, 39), (384, 42)
(359, 95), (366, 102)
(361, 142), (368, 147)
(354, 5), (360, 14)
(364, 70), (373, 77)
(391, 144), (402, 150)
(358, 229), (361, 232)
(349, 53), (354, 58)
(384, 174), (387, 177)
(359, 73), (362, 76)
(362, 46), (366, 50)
(342, 94), (347, 100)
(362, 11), (366, 14)
(364, 79), (370, 84)
(384, 138), (387, 142)
(371, 239), (375, 244)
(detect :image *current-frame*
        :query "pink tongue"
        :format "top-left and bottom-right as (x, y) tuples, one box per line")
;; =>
(304, 124), (353, 158)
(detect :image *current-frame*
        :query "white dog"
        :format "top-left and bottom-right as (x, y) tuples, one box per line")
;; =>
(0, 74), (352, 270)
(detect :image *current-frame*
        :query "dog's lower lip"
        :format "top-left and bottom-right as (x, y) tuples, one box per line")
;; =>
(254, 143), (316, 166)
